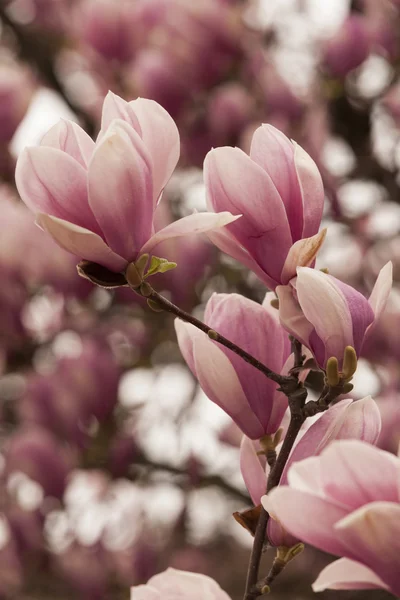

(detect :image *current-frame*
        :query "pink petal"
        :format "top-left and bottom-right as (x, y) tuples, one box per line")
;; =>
(293, 142), (325, 239)
(319, 441), (400, 510)
(296, 268), (353, 366)
(204, 147), (292, 283)
(36, 214), (127, 272)
(192, 328), (265, 440)
(250, 124), (304, 241)
(262, 493), (299, 548)
(286, 455), (325, 495)
(263, 487), (350, 555)
(129, 98), (180, 203)
(88, 119), (153, 261)
(100, 92), (142, 136)
(147, 568), (231, 600)
(175, 319), (265, 439)
(336, 502), (400, 595)
(280, 397), (381, 491)
(332, 277), (375, 355)
(276, 284), (314, 348)
(205, 227), (276, 288)
(368, 261), (393, 320)
(140, 212), (240, 256)
(204, 293), (290, 433)
(174, 319), (197, 375)
(282, 399), (353, 481)
(281, 229), (327, 284)
(16, 147), (98, 233)
(312, 558), (389, 592)
(131, 585), (160, 600)
(240, 436), (267, 505)
(40, 119), (95, 168)
(261, 292), (281, 322)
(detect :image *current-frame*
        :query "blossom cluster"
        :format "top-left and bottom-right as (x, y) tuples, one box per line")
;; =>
(15, 88), (397, 598)
(2, 1), (400, 598)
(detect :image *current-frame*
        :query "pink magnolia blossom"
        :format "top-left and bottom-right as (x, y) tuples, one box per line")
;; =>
(204, 124), (326, 290)
(131, 568), (231, 600)
(241, 396), (380, 547)
(15, 92), (238, 273)
(265, 440), (400, 596)
(323, 15), (371, 78)
(276, 262), (392, 369)
(76, 0), (138, 62)
(175, 292), (291, 440)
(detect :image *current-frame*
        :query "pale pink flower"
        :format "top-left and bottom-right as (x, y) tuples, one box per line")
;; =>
(277, 263), (392, 369)
(204, 124), (326, 290)
(131, 568), (231, 600)
(175, 292), (291, 440)
(246, 397), (380, 547)
(15, 92), (238, 273)
(265, 440), (400, 596)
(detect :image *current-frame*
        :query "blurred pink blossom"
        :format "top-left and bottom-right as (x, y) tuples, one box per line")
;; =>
(0, 61), (34, 144)
(323, 15), (371, 78)
(76, 0), (138, 62)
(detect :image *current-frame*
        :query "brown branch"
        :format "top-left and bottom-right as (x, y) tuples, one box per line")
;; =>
(133, 454), (250, 504)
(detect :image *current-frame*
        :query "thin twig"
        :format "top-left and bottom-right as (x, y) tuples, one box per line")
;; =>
(145, 286), (295, 389)
(242, 412), (305, 600)
(133, 454), (250, 504)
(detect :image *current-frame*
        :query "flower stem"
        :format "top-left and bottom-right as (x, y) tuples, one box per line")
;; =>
(139, 285), (293, 387)
(242, 412), (305, 600)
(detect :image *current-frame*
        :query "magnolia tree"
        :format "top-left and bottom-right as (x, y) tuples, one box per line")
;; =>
(1, 1), (400, 599)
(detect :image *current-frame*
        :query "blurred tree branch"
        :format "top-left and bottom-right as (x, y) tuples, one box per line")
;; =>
(0, 2), (96, 136)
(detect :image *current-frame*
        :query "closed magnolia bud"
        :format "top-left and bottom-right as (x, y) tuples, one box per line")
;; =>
(176, 292), (291, 439)
(277, 263), (392, 370)
(204, 124), (326, 290)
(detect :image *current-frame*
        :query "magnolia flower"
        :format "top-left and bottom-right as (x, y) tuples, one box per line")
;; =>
(131, 568), (231, 600)
(245, 397), (380, 547)
(265, 440), (400, 597)
(204, 124), (326, 290)
(175, 292), (291, 440)
(323, 15), (371, 78)
(15, 92), (238, 273)
(276, 262), (392, 369)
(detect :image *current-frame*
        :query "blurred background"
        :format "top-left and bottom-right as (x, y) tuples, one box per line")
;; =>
(0, 0), (399, 598)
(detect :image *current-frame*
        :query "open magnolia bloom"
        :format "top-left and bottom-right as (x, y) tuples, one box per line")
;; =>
(15, 92), (238, 273)
(131, 568), (231, 600)
(265, 440), (400, 597)
(241, 396), (381, 547)
(276, 262), (393, 370)
(204, 124), (326, 290)
(175, 292), (291, 440)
